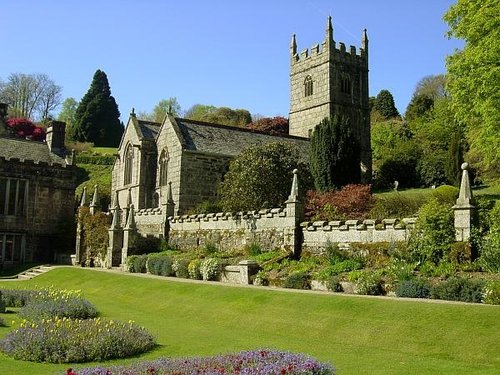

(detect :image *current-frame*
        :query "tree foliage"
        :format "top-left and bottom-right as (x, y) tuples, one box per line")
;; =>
(219, 142), (309, 212)
(373, 89), (400, 119)
(247, 116), (289, 135)
(73, 70), (123, 147)
(139, 97), (181, 122)
(185, 104), (251, 127)
(0, 73), (62, 121)
(404, 94), (434, 121)
(444, 0), (500, 177)
(5, 118), (45, 141)
(413, 74), (447, 101)
(57, 97), (79, 140)
(309, 116), (361, 191)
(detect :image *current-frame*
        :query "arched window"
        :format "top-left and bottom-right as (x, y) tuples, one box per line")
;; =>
(341, 75), (351, 95)
(124, 144), (133, 185)
(159, 149), (169, 186)
(304, 75), (313, 97)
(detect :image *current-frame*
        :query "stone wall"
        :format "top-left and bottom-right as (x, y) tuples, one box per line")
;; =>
(178, 151), (231, 213)
(301, 218), (417, 254)
(168, 208), (297, 253)
(134, 207), (166, 238)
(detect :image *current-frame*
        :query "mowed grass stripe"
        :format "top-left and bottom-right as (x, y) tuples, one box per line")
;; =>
(0, 267), (499, 375)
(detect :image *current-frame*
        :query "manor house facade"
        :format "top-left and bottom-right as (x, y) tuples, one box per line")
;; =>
(111, 17), (371, 217)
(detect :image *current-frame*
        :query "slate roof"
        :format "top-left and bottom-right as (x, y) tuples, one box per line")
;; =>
(137, 120), (161, 140)
(174, 118), (310, 158)
(0, 135), (67, 166)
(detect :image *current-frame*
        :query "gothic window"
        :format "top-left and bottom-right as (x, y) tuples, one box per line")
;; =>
(304, 75), (313, 97)
(0, 178), (27, 216)
(159, 149), (169, 186)
(124, 144), (133, 186)
(341, 76), (351, 95)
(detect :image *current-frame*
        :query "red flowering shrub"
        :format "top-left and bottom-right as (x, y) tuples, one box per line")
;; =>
(305, 184), (374, 221)
(247, 116), (289, 135)
(5, 118), (45, 141)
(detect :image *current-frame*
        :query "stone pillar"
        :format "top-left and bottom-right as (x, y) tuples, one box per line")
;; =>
(285, 169), (304, 257)
(107, 207), (123, 268)
(90, 185), (99, 215)
(74, 186), (88, 265)
(453, 163), (475, 241)
(238, 260), (260, 284)
(121, 205), (137, 270)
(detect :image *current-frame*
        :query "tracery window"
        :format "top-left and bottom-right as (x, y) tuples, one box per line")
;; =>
(159, 149), (169, 186)
(124, 144), (134, 185)
(304, 75), (313, 97)
(341, 76), (351, 95)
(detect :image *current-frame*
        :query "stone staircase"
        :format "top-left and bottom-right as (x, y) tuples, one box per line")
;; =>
(17, 265), (54, 280)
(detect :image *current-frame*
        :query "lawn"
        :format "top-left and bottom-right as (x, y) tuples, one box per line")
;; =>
(1, 267), (499, 375)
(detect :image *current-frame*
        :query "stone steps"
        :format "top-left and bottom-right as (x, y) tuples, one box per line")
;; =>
(17, 265), (53, 280)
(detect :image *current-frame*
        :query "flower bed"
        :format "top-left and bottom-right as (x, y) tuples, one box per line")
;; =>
(71, 349), (335, 374)
(1, 317), (155, 363)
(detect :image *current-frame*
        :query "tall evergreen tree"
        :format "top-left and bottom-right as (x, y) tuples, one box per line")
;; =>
(310, 116), (361, 191)
(373, 89), (400, 119)
(73, 70), (123, 146)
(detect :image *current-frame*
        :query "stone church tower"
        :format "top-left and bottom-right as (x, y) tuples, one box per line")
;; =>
(289, 16), (372, 183)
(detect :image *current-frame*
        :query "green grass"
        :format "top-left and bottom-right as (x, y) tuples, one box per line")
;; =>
(1, 268), (499, 375)
(90, 147), (117, 155)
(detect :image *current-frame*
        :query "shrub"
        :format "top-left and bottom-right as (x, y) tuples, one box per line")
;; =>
(483, 280), (500, 305)
(0, 318), (155, 363)
(283, 271), (310, 290)
(200, 258), (220, 281)
(395, 278), (431, 298)
(348, 271), (384, 295)
(126, 254), (148, 273)
(416, 152), (448, 187)
(449, 241), (474, 264)
(172, 259), (190, 278)
(131, 235), (161, 255)
(326, 275), (343, 292)
(305, 185), (374, 221)
(246, 242), (263, 256)
(203, 241), (218, 255)
(431, 185), (459, 205)
(319, 259), (364, 277)
(386, 259), (417, 282)
(431, 277), (485, 303)
(19, 288), (97, 321)
(188, 259), (202, 280)
(409, 199), (455, 264)
(478, 201), (500, 272)
(370, 192), (428, 220)
(186, 200), (222, 215)
(0, 317), (4, 327)
(72, 349), (335, 375)
(325, 242), (348, 265)
(0, 289), (33, 307)
(147, 253), (173, 276)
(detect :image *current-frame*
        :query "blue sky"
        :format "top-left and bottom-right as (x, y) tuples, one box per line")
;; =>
(0, 0), (463, 121)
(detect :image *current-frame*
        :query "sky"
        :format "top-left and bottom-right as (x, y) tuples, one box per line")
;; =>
(0, 0), (463, 121)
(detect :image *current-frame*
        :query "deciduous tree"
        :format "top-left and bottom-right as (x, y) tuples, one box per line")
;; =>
(57, 97), (79, 140)
(444, 0), (500, 177)
(0, 73), (62, 121)
(185, 104), (251, 127)
(247, 116), (289, 135)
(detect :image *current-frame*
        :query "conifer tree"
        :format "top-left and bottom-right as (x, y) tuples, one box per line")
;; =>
(73, 70), (123, 146)
(373, 89), (400, 119)
(309, 116), (361, 191)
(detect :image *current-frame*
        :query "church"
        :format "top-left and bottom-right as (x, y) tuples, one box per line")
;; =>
(111, 17), (371, 216)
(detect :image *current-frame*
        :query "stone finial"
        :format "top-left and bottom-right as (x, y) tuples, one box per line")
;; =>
(287, 169), (299, 203)
(457, 162), (473, 205)
(80, 186), (88, 207)
(126, 188), (133, 208)
(165, 182), (175, 217)
(130, 108), (136, 117)
(110, 206), (120, 229)
(113, 190), (120, 210)
(89, 185), (99, 215)
(453, 162), (475, 241)
(125, 204), (136, 229)
(362, 28), (368, 46)
(291, 33), (297, 56)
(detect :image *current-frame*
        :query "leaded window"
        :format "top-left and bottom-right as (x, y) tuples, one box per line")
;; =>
(304, 75), (313, 97)
(124, 144), (134, 185)
(159, 149), (169, 186)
